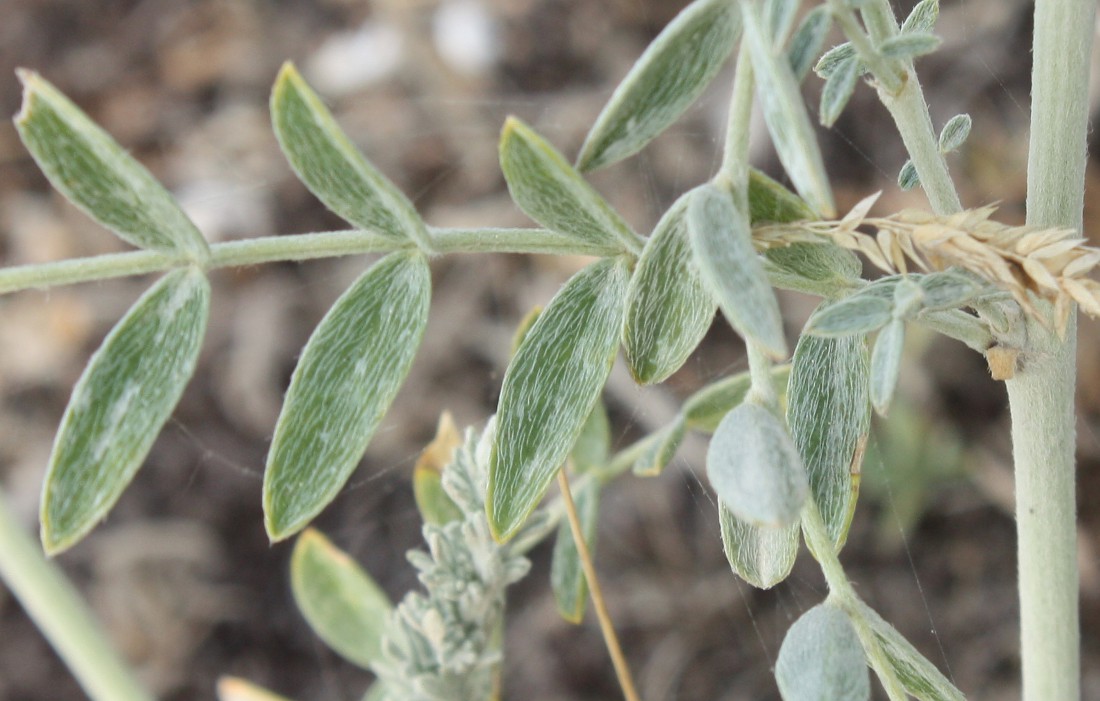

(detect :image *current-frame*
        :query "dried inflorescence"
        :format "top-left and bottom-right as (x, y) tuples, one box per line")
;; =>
(757, 194), (1100, 335)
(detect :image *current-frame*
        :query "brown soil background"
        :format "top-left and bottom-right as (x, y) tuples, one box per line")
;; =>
(1, 1), (1099, 700)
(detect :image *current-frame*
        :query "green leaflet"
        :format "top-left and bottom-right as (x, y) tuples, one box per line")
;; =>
(870, 319), (905, 415)
(878, 33), (942, 62)
(488, 257), (630, 541)
(41, 268), (210, 553)
(271, 63), (430, 249)
(550, 480), (600, 623)
(217, 677), (297, 701)
(500, 117), (640, 254)
(682, 364), (791, 433)
(291, 529), (393, 670)
(901, 0), (940, 35)
(572, 400), (611, 476)
(805, 294), (893, 337)
(707, 402), (808, 528)
(576, 0), (740, 171)
(747, 168), (816, 223)
(739, 1), (835, 217)
(624, 190), (716, 384)
(264, 252), (431, 540)
(787, 6), (833, 82)
(898, 159), (921, 191)
(776, 603), (871, 701)
(633, 419), (686, 477)
(852, 599), (965, 701)
(689, 184), (788, 359)
(15, 71), (209, 262)
(786, 333), (870, 550)
(938, 114), (972, 154)
(719, 501), (799, 589)
(820, 55), (860, 127)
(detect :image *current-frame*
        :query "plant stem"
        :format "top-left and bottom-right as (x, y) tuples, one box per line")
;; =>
(0, 486), (154, 701)
(0, 227), (621, 295)
(832, 0), (962, 215)
(1011, 1), (1095, 698)
(801, 501), (906, 700)
(556, 470), (641, 701)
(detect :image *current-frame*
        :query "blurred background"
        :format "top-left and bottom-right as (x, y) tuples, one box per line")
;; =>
(0, 0), (1098, 699)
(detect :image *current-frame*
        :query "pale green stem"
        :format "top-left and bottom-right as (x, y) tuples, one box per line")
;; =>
(0, 486), (154, 701)
(859, 0), (899, 44)
(874, 69), (962, 215)
(828, 2), (903, 93)
(1011, 1), (1095, 698)
(801, 500), (906, 700)
(745, 341), (779, 412)
(832, 0), (962, 215)
(0, 227), (620, 295)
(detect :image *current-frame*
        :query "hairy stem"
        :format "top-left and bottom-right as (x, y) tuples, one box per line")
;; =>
(1011, 0), (1095, 698)
(832, 0), (962, 215)
(802, 502), (906, 700)
(0, 487), (153, 701)
(0, 227), (620, 294)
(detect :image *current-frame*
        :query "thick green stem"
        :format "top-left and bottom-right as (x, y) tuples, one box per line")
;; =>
(876, 72), (961, 215)
(1011, 1), (1095, 698)
(0, 487), (154, 701)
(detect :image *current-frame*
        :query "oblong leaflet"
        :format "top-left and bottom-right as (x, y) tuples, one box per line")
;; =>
(42, 268), (210, 553)
(488, 257), (630, 541)
(264, 251), (431, 540)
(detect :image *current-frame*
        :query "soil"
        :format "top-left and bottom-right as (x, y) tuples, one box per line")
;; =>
(1, 1), (1099, 700)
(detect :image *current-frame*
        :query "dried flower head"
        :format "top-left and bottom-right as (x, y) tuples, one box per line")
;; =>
(756, 193), (1100, 335)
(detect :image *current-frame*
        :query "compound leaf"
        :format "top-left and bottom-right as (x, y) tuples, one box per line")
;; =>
(15, 71), (209, 261)
(719, 501), (799, 589)
(786, 333), (870, 550)
(264, 252), (431, 541)
(690, 184), (787, 359)
(41, 268), (210, 553)
(501, 117), (638, 253)
(576, 0), (740, 171)
(489, 257), (630, 541)
(776, 603), (870, 701)
(624, 190), (716, 384)
(271, 63), (429, 248)
(291, 529), (392, 669)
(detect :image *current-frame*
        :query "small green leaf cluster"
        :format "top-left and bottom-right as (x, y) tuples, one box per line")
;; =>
(285, 421), (542, 701)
